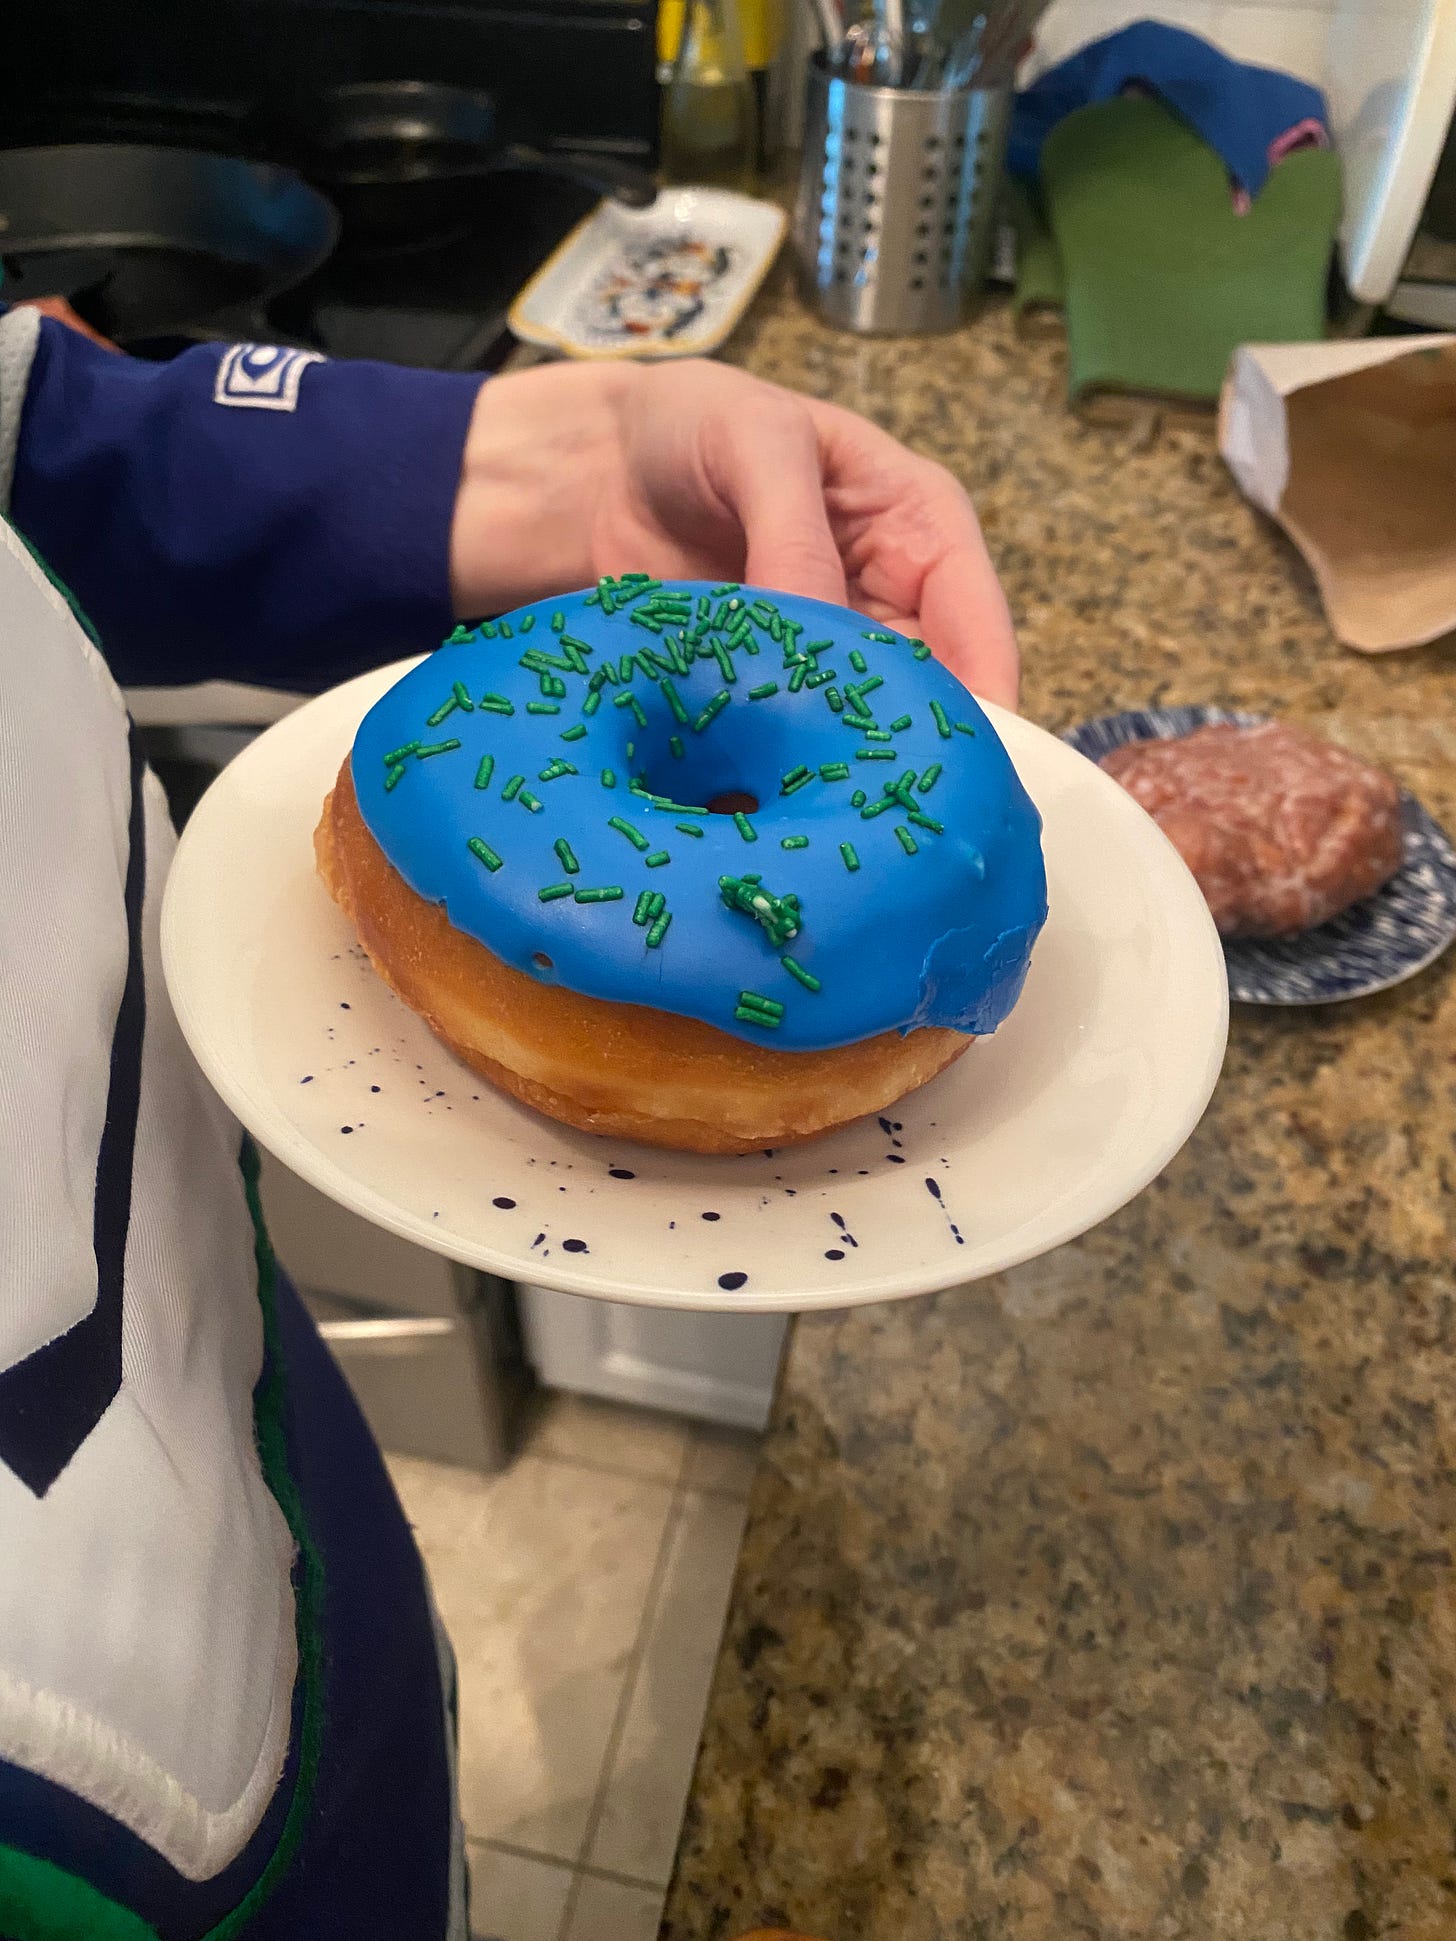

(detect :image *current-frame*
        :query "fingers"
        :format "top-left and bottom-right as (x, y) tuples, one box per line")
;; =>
(918, 547), (1020, 712)
(804, 397), (1021, 711)
(697, 382), (849, 607)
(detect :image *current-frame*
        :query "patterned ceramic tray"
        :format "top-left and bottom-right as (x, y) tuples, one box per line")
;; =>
(1063, 705), (1456, 1005)
(509, 186), (786, 360)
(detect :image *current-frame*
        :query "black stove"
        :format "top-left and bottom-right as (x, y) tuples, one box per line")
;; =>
(257, 168), (606, 373)
(0, 0), (657, 373)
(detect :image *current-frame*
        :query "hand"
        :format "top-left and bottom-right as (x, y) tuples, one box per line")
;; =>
(450, 359), (1019, 709)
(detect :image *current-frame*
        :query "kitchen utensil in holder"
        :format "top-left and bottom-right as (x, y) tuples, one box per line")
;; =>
(794, 51), (1011, 333)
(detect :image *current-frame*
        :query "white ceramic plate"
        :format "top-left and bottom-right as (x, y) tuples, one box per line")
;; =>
(508, 186), (786, 359)
(161, 664), (1228, 1314)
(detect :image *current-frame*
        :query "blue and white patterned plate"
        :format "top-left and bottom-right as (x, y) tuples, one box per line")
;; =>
(1062, 706), (1456, 1006)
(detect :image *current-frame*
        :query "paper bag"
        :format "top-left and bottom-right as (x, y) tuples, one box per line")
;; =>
(1219, 336), (1456, 653)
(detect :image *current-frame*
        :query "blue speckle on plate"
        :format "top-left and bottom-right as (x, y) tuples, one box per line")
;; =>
(1063, 705), (1456, 1006)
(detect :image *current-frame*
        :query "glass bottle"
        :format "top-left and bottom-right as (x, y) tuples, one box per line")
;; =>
(661, 0), (759, 193)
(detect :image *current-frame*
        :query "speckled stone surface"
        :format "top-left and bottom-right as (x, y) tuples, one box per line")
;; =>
(661, 277), (1456, 1941)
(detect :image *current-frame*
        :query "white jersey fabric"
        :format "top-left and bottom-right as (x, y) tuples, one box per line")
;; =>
(0, 516), (297, 1879)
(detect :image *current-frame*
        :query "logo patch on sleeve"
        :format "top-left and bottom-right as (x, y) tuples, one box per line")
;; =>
(214, 343), (325, 412)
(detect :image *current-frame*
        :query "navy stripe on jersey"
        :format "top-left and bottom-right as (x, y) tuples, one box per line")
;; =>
(0, 722), (145, 1496)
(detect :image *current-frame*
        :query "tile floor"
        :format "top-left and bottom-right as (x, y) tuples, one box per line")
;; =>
(387, 1393), (760, 1941)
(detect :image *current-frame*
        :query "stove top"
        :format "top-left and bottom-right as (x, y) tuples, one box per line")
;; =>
(121, 168), (605, 373)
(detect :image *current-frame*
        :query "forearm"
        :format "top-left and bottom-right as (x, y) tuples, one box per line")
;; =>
(1, 311), (483, 691)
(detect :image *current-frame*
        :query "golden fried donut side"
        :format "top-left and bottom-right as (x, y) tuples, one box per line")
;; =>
(315, 760), (970, 1155)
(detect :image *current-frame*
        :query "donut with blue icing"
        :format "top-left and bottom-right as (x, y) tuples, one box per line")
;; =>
(316, 578), (1047, 1153)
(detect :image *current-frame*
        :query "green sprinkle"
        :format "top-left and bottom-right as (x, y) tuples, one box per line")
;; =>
(750, 600), (776, 626)
(467, 836), (503, 872)
(551, 611), (566, 633)
(452, 680), (474, 710)
(669, 735), (685, 759)
(856, 748), (896, 761)
(805, 668), (835, 689)
(919, 763), (943, 792)
(864, 629), (896, 643)
(645, 850), (670, 868)
(748, 681), (779, 701)
(732, 811), (757, 843)
(781, 835), (810, 850)
(781, 955), (822, 992)
(517, 789), (543, 813)
(536, 759), (572, 782)
(446, 623), (472, 644)
(647, 890), (667, 920)
(818, 761), (850, 782)
(554, 838), (581, 873)
(575, 885), (624, 904)
(383, 763), (407, 791)
(720, 875), (801, 946)
(632, 889), (655, 925)
(734, 989), (784, 1027)
(601, 768), (616, 788)
(384, 741), (421, 766)
(526, 701), (560, 716)
(955, 720), (977, 738)
(849, 674), (884, 702)
(520, 614), (535, 634)
(913, 643), (933, 660)
(626, 742), (636, 761)
(499, 620), (514, 639)
(558, 635), (593, 671)
(426, 697), (460, 726)
(479, 694), (514, 716)
(825, 687), (844, 712)
(864, 728), (894, 743)
(849, 648), (868, 674)
(840, 842), (861, 872)
(787, 663), (809, 693)
(693, 690), (731, 732)
(907, 808), (945, 834)
(474, 754), (495, 791)
(480, 622), (497, 639)
(501, 774), (523, 801)
(710, 582), (741, 597)
(538, 673), (568, 699)
(660, 679), (690, 724)
(561, 723), (588, 743)
(895, 825), (919, 855)
(676, 821), (704, 837)
(930, 700), (953, 739)
(582, 690), (603, 717)
(538, 882), (573, 902)
(416, 738), (461, 759)
(890, 714), (912, 733)
(780, 764), (812, 793)
(608, 815), (650, 851)
(851, 789), (867, 809)
(645, 910), (672, 948)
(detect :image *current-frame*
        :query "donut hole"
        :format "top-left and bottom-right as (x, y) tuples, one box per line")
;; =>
(705, 790), (761, 817)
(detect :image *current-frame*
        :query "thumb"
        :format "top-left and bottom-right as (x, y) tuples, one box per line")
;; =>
(704, 398), (848, 606)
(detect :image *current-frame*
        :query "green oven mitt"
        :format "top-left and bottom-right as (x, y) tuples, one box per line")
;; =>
(1039, 94), (1342, 405)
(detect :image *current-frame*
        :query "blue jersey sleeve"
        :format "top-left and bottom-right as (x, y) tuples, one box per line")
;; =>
(9, 322), (484, 691)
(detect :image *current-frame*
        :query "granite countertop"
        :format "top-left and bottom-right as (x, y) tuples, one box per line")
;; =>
(662, 274), (1456, 1941)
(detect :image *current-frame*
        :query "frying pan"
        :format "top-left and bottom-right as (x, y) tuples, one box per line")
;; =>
(282, 80), (656, 251)
(0, 145), (338, 342)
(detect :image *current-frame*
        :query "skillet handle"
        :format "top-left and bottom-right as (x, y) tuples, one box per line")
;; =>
(498, 145), (658, 210)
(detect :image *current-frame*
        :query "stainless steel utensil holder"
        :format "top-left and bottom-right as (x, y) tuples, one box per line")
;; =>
(794, 53), (1011, 334)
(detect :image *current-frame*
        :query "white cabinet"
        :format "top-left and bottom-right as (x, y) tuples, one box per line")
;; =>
(519, 1284), (787, 1430)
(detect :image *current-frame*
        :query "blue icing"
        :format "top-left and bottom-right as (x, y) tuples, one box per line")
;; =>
(351, 580), (1047, 1052)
